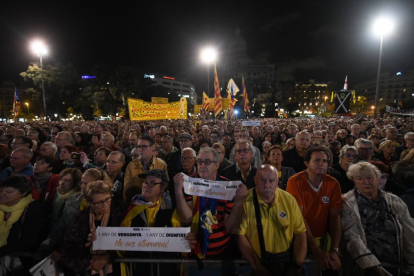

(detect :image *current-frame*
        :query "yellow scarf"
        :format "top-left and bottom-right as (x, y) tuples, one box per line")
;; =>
(0, 195), (33, 247)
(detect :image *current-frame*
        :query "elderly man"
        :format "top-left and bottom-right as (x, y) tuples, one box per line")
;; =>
(229, 129), (261, 167)
(100, 133), (121, 152)
(0, 148), (34, 180)
(106, 151), (125, 201)
(236, 165), (307, 275)
(2, 136), (39, 170)
(158, 135), (178, 163)
(282, 131), (311, 173)
(173, 147), (248, 273)
(124, 136), (167, 202)
(350, 124), (360, 139)
(395, 132), (414, 160)
(222, 140), (257, 189)
(380, 126), (400, 147)
(122, 131), (139, 165)
(355, 138), (375, 161)
(55, 131), (72, 159)
(167, 133), (194, 180)
(39, 142), (58, 157)
(332, 145), (359, 193)
(287, 146), (342, 273)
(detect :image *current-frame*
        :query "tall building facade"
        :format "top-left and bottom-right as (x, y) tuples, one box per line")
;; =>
(218, 29), (276, 98)
(0, 88), (14, 119)
(292, 80), (336, 114)
(143, 73), (197, 105)
(353, 70), (414, 112)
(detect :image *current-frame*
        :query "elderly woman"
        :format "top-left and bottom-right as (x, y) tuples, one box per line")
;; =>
(118, 169), (195, 275)
(332, 145), (359, 194)
(266, 145), (295, 190)
(0, 176), (44, 274)
(375, 140), (396, 166)
(342, 162), (414, 276)
(60, 181), (127, 275)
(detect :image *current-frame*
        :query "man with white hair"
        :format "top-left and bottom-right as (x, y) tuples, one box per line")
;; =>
(395, 132), (414, 160)
(101, 133), (121, 151)
(350, 124), (360, 139)
(355, 138), (375, 161)
(39, 142), (58, 157)
(229, 129), (261, 167)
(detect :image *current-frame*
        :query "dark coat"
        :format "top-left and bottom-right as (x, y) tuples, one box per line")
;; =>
(401, 188), (414, 218)
(221, 164), (257, 189)
(278, 166), (296, 191)
(60, 200), (128, 273)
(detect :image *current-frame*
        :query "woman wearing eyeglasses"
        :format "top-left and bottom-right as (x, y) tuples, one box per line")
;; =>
(60, 180), (128, 276)
(332, 145), (359, 194)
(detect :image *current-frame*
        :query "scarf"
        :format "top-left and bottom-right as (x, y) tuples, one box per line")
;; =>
(0, 195), (33, 247)
(89, 207), (112, 276)
(52, 188), (78, 220)
(32, 172), (52, 194)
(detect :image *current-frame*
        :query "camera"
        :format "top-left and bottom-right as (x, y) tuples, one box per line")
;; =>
(71, 153), (81, 160)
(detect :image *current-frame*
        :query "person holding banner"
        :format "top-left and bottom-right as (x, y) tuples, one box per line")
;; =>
(60, 180), (128, 276)
(236, 165), (307, 276)
(173, 147), (248, 275)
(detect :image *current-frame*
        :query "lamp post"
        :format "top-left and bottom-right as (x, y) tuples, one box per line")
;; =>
(200, 47), (217, 98)
(25, 102), (29, 115)
(31, 40), (48, 120)
(373, 17), (394, 117)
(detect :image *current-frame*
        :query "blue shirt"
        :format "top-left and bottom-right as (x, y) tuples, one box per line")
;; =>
(0, 164), (34, 180)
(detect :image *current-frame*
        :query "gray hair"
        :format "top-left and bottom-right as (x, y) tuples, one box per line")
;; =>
(182, 147), (196, 157)
(198, 147), (220, 163)
(296, 130), (310, 139)
(354, 138), (373, 149)
(347, 161), (381, 181)
(404, 132), (414, 140)
(339, 145), (358, 164)
(12, 147), (33, 159)
(108, 151), (125, 162)
(42, 142), (57, 154)
(262, 141), (271, 147)
(235, 139), (253, 151)
(161, 135), (173, 143)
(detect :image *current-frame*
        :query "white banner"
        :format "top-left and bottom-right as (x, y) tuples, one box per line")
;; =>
(30, 255), (60, 276)
(183, 174), (240, 200)
(386, 105), (414, 116)
(242, 120), (261, 126)
(92, 227), (191, 252)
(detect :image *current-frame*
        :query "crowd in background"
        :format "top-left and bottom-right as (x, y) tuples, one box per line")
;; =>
(1, 116), (414, 276)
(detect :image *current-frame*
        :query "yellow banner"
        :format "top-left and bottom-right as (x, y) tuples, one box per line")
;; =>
(151, 97), (168, 104)
(221, 98), (230, 109)
(194, 105), (202, 114)
(128, 97), (187, 121)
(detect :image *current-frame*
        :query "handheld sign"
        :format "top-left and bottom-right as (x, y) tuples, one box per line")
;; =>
(182, 174), (240, 201)
(93, 227), (191, 252)
(242, 121), (260, 127)
(30, 255), (59, 276)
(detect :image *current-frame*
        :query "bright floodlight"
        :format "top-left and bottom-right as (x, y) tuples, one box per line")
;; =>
(200, 48), (217, 63)
(31, 40), (48, 56)
(373, 17), (394, 36)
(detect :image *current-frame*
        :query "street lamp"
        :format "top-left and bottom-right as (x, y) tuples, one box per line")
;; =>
(373, 17), (394, 117)
(25, 102), (29, 114)
(31, 40), (48, 119)
(200, 47), (217, 98)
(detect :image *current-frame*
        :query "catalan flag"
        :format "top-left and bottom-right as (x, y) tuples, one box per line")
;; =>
(227, 78), (239, 118)
(13, 88), (21, 121)
(213, 64), (222, 116)
(242, 75), (249, 112)
(202, 91), (210, 110)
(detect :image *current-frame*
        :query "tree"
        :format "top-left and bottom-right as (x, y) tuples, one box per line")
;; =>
(82, 64), (146, 121)
(20, 62), (82, 117)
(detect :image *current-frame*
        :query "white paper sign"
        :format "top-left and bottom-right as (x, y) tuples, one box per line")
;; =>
(183, 174), (241, 201)
(30, 255), (60, 276)
(93, 226), (191, 252)
(242, 121), (261, 126)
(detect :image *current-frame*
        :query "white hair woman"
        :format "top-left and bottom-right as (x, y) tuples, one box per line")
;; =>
(341, 162), (414, 276)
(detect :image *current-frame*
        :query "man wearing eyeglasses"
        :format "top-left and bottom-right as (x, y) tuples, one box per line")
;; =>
(174, 147), (248, 273)
(123, 136), (167, 202)
(222, 140), (257, 189)
(1, 136), (39, 171)
(229, 129), (261, 167)
(287, 146), (342, 274)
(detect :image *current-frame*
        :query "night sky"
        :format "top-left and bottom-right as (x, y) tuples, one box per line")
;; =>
(1, 0), (414, 94)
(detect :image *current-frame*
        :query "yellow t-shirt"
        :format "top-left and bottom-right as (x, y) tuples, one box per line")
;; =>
(145, 204), (161, 227)
(237, 188), (306, 258)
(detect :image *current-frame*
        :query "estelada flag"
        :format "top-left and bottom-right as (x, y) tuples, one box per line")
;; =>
(242, 75), (249, 112)
(202, 92), (210, 110)
(213, 64), (222, 116)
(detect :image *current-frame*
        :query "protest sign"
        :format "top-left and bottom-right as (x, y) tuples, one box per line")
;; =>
(128, 97), (187, 121)
(242, 121), (261, 127)
(93, 227), (191, 252)
(30, 255), (60, 276)
(182, 174), (240, 200)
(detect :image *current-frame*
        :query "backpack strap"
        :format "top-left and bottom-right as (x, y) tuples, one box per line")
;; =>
(253, 188), (267, 260)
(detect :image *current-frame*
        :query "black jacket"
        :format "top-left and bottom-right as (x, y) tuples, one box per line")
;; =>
(221, 164), (257, 189)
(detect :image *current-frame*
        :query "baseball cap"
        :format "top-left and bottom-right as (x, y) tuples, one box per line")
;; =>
(138, 169), (168, 183)
(179, 133), (192, 140)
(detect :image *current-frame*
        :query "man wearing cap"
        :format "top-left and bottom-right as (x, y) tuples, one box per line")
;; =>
(120, 169), (196, 275)
(123, 136), (168, 202)
(174, 147), (248, 273)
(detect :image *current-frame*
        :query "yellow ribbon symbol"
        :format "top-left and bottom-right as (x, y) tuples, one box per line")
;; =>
(340, 93), (346, 100)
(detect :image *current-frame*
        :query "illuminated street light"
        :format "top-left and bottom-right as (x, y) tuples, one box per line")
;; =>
(31, 40), (48, 119)
(25, 102), (29, 115)
(373, 17), (394, 117)
(200, 47), (217, 98)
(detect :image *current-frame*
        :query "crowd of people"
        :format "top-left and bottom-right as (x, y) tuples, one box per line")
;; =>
(1, 116), (414, 276)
